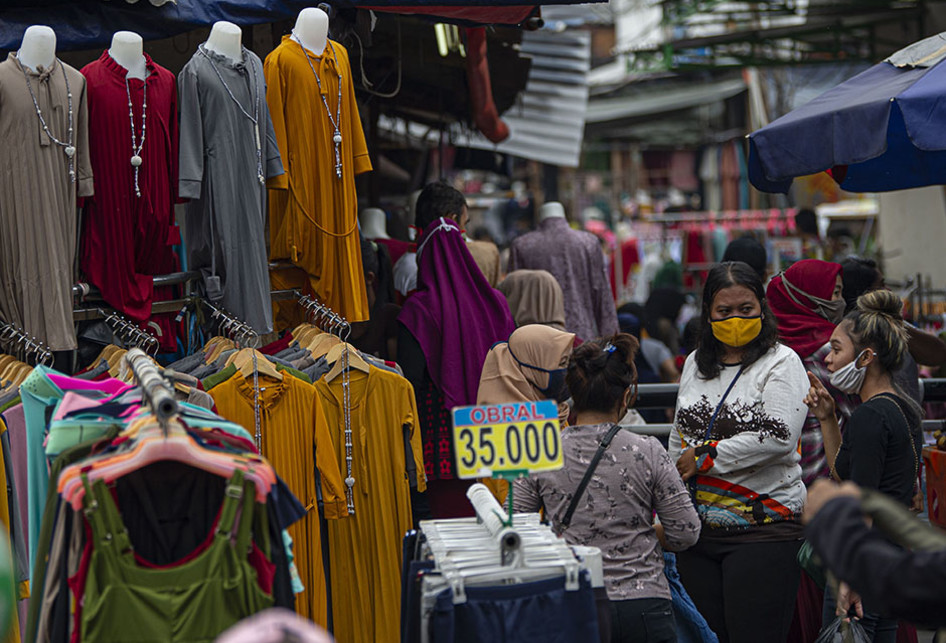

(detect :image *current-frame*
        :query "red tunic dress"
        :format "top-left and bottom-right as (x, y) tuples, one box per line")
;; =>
(80, 52), (181, 344)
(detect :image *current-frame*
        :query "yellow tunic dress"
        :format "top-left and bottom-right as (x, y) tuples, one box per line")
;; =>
(209, 372), (348, 625)
(265, 36), (372, 323)
(314, 366), (425, 643)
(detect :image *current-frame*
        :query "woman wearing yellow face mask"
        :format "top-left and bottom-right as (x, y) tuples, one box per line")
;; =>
(669, 261), (810, 643)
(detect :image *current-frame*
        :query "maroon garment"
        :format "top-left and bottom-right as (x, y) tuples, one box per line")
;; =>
(80, 52), (180, 322)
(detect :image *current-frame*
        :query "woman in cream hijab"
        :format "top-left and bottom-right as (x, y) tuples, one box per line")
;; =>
(477, 324), (576, 501)
(497, 270), (566, 330)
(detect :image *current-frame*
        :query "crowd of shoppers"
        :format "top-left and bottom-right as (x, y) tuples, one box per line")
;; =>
(363, 181), (946, 642)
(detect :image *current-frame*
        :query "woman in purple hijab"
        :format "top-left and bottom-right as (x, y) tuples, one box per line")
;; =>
(398, 183), (516, 518)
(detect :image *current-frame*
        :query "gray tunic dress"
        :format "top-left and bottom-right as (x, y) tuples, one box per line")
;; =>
(178, 45), (283, 334)
(0, 54), (93, 350)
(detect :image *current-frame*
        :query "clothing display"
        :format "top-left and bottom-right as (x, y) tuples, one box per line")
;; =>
(18, 361), (300, 643)
(266, 36), (372, 322)
(508, 217), (618, 342)
(0, 54), (93, 351)
(80, 52), (180, 323)
(315, 366), (424, 643)
(179, 44), (283, 334)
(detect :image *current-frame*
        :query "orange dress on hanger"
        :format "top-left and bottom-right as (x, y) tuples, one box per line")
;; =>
(265, 36), (372, 323)
(209, 373), (348, 625)
(314, 366), (425, 643)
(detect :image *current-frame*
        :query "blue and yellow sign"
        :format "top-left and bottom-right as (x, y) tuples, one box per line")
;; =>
(452, 401), (563, 479)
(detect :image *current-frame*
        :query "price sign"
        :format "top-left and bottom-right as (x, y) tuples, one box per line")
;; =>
(452, 400), (563, 479)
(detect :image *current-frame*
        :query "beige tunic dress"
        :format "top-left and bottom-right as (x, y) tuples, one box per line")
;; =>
(0, 54), (92, 350)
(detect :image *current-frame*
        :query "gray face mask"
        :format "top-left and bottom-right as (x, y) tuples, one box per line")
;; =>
(780, 273), (846, 324)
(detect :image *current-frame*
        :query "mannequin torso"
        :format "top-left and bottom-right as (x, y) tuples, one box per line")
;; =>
(108, 31), (147, 80)
(205, 21), (243, 63)
(360, 208), (389, 239)
(539, 201), (566, 222)
(291, 8), (329, 55)
(17, 25), (56, 73)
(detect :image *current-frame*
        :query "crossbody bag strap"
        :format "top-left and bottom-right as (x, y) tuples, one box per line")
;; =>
(557, 423), (623, 534)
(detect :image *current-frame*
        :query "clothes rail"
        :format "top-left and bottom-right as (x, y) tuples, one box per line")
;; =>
(295, 291), (351, 340)
(123, 347), (179, 425)
(0, 320), (54, 366)
(641, 207), (796, 224)
(99, 308), (160, 355)
(199, 299), (260, 349)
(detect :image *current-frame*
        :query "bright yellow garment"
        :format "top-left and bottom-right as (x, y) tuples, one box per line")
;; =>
(314, 367), (425, 643)
(265, 36), (372, 322)
(209, 373), (348, 625)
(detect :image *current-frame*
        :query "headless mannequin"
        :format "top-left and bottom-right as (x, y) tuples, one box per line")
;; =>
(17, 25), (56, 73)
(205, 21), (243, 63)
(108, 31), (147, 80)
(291, 7), (329, 55)
(539, 201), (566, 222)
(360, 208), (389, 239)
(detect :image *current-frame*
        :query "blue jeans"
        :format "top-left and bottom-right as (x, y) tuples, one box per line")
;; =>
(822, 588), (897, 643)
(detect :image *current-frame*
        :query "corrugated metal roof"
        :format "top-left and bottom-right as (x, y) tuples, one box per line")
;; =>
(458, 28), (592, 167)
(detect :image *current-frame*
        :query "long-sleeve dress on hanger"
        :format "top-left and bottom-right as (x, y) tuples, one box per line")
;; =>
(314, 365), (425, 643)
(209, 372), (348, 626)
(178, 45), (283, 334)
(265, 36), (372, 323)
(0, 54), (93, 351)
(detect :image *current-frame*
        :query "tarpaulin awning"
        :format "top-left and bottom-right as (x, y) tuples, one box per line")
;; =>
(0, 0), (588, 52)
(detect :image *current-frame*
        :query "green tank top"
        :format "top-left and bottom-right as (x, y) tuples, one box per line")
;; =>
(79, 469), (273, 642)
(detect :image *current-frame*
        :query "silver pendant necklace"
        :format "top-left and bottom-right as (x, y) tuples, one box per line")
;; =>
(295, 35), (344, 179)
(198, 45), (265, 184)
(125, 76), (147, 197)
(21, 58), (76, 183)
(342, 344), (356, 514)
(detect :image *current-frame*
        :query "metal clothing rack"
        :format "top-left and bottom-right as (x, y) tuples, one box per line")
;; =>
(199, 300), (260, 349)
(99, 308), (161, 356)
(123, 348), (179, 426)
(296, 292), (351, 340)
(0, 320), (54, 366)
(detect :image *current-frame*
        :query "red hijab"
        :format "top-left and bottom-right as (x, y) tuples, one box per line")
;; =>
(766, 259), (842, 358)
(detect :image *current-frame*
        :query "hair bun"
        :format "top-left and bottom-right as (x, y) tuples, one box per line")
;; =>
(856, 289), (903, 320)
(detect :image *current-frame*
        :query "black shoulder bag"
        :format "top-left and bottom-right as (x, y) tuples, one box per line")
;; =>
(555, 423), (623, 536)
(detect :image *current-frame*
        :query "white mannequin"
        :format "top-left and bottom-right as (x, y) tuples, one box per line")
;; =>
(205, 21), (243, 63)
(17, 25), (56, 73)
(539, 201), (567, 221)
(291, 7), (329, 55)
(360, 208), (389, 239)
(109, 31), (147, 80)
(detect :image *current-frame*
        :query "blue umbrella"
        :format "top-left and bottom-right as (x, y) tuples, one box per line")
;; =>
(748, 32), (946, 194)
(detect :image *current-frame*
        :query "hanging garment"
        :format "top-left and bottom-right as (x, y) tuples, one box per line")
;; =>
(178, 45), (283, 334)
(314, 365), (425, 643)
(80, 52), (180, 323)
(265, 36), (372, 323)
(0, 54), (93, 350)
(78, 469), (273, 642)
(19, 367), (130, 569)
(508, 217), (618, 342)
(209, 372), (348, 626)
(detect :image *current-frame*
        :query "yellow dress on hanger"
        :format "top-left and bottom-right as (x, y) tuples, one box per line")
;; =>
(209, 372), (348, 626)
(314, 366), (425, 643)
(265, 35), (372, 323)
